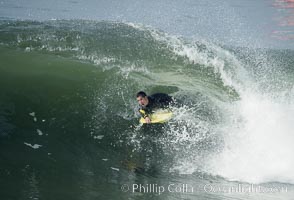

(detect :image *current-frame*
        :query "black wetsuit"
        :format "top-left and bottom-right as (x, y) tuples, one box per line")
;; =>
(139, 93), (173, 118)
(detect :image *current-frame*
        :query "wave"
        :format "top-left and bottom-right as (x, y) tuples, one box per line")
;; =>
(0, 19), (293, 185)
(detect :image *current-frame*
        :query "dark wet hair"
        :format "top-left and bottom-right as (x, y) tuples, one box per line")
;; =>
(136, 91), (147, 98)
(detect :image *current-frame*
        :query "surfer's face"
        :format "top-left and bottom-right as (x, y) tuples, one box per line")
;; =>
(137, 96), (148, 107)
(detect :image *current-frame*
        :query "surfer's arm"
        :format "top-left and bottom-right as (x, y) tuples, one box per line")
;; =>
(139, 109), (151, 123)
(139, 109), (148, 119)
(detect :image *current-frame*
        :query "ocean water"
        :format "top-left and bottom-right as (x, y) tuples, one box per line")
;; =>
(0, 1), (294, 200)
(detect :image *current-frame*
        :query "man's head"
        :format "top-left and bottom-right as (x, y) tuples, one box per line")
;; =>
(136, 91), (149, 107)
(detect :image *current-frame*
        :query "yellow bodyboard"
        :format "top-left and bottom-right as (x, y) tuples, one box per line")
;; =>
(139, 110), (173, 124)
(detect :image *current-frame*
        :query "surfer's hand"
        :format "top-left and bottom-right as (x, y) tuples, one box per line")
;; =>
(145, 117), (151, 124)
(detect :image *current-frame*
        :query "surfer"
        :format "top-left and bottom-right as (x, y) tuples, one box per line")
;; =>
(136, 91), (173, 124)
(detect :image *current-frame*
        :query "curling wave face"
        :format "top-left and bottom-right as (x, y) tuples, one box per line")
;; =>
(0, 20), (294, 200)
